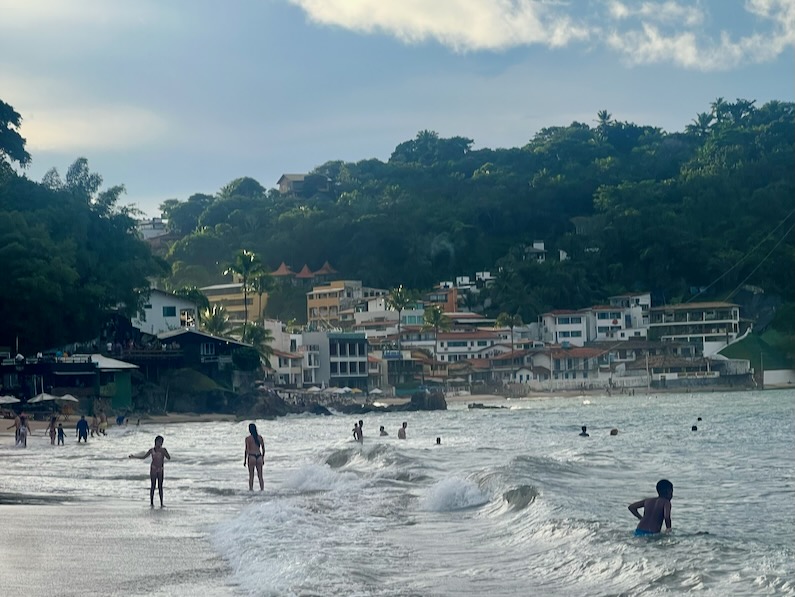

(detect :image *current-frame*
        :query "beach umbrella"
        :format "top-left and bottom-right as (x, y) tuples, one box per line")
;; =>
(28, 392), (58, 403)
(350, 388), (362, 394)
(369, 388), (383, 395)
(55, 394), (80, 402)
(0, 395), (20, 404)
(306, 386), (321, 393)
(341, 386), (352, 393)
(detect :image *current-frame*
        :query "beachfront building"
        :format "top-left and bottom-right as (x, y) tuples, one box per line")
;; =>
(649, 302), (741, 356)
(301, 331), (369, 391)
(131, 289), (199, 336)
(306, 280), (388, 331)
(199, 282), (254, 325)
(436, 330), (503, 362)
(539, 310), (590, 347)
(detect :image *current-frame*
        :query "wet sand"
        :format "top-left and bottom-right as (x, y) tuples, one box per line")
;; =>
(0, 500), (235, 597)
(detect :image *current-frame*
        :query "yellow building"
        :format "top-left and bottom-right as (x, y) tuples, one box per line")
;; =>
(200, 282), (265, 324)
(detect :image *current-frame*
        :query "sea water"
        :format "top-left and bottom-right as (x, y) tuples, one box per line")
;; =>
(0, 389), (792, 596)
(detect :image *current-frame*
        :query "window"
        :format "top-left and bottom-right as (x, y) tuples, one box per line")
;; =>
(570, 317), (582, 324)
(163, 306), (176, 317)
(144, 304), (152, 310)
(330, 363), (338, 374)
(200, 343), (215, 356)
(558, 317), (570, 325)
(571, 331), (582, 337)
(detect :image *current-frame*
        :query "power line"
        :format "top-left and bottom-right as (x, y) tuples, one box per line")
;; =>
(724, 221), (795, 301)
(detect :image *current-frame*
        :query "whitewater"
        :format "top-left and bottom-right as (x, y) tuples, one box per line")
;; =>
(0, 389), (792, 596)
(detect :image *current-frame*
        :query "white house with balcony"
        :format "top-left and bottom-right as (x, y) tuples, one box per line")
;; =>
(436, 330), (503, 362)
(132, 289), (198, 336)
(649, 302), (741, 357)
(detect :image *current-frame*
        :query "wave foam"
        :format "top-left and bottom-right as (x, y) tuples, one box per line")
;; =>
(419, 478), (489, 512)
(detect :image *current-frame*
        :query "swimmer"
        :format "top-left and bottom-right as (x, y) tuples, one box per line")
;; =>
(579, 425), (589, 437)
(379, 425), (388, 436)
(436, 437), (441, 445)
(129, 435), (171, 507)
(397, 422), (407, 440)
(244, 423), (265, 491)
(628, 479), (673, 536)
(610, 428), (618, 436)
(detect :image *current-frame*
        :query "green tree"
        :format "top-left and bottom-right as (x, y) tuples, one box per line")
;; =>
(422, 305), (451, 362)
(0, 99), (31, 167)
(252, 272), (275, 323)
(223, 249), (264, 337)
(239, 324), (275, 368)
(201, 305), (232, 336)
(496, 312), (523, 377)
(386, 285), (419, 384)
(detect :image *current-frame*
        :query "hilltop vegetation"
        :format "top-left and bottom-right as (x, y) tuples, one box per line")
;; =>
(163, 99), (794, 322)
(1, 97), (793, 353)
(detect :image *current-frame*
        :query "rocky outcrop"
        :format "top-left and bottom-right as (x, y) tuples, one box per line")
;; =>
(332, 390), (447, 415)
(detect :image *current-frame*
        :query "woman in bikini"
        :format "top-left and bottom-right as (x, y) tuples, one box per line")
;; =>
(244, 423), (265, 491)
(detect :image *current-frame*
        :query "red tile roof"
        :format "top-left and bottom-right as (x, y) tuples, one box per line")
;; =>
(271, 262), (295, 277)
(295, 264), (315, 279)
(314, 260), (338, 275)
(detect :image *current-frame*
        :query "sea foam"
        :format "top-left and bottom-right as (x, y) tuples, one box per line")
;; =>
(419, 478), (489, 512)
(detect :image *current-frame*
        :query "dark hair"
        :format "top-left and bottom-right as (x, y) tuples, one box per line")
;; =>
(249, 423), (260, 448)
(155, 435), (164, 445)
(656, 479), (673, 495)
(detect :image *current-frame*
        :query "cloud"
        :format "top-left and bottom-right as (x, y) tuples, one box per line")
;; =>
(0, 73), (168, 152)
(287, 0), (590, 51)
(288, 0), (795, 70)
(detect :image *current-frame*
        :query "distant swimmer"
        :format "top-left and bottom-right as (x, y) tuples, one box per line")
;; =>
(76, 415), (89, 443)
(579, 425), (589, 437)
(57, 423), (65, 445)
(628, 479), (673, 536)
(129, 435), (171, 507)
(379, 425), (388, 436)
(436, 437), (441, 445)
(691, 425), (698, 431)
(397, 422), (407, 440)
(697, 417), (702, 421)
(352, 422), (363, 443)
(244, 423), (265, 491)
(610, 428), (619, 436)
(358, 420), (364, 440)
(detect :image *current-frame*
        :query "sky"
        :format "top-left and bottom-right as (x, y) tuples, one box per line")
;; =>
(1, 0), (793, 217)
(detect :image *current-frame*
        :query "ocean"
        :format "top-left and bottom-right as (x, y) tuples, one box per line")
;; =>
(0, 389), (792, 596)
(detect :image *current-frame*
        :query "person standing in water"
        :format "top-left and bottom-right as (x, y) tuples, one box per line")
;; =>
(16, 416), (30, 447)
(129, 435), (171, 507)
(245, 423), (265, 491)
(46, 416), (58, 445)
(628, 479), (673, 536)
(398, 422), (407, 439)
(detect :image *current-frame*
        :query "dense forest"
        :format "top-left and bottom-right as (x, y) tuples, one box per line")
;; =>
(162, 98), (793, 320)
(1, 97), (793, 354)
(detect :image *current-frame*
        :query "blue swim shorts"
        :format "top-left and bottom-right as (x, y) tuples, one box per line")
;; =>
(634, 529), (659, 537)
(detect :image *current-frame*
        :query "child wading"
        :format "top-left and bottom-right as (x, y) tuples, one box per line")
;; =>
(129, 435), (171, 507)
(628, 479), (673, 536)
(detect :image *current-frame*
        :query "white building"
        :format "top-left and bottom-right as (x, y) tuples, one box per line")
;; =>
(649, 302), (741, 357)
(540, 310), (590, 346)
(132, 289), (198, 336)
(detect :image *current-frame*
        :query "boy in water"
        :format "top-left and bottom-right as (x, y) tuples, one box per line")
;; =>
(129, 435), (171, 507)
(57, 423), (65, 445)
(628, 479), (673, 536)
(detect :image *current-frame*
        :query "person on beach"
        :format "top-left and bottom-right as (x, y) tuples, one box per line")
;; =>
(46, 416), (57, 445)
(579, 425), (589, 437)
(398, 422), (407, 439)
(76, 416), (89, 443)
(90, 414), (99, 438)
(129, 435), (171, 507)
(379, 425), (388, 436)
(244, 423), (265, 491)
(57, 423), (65, 445)
(628, 479), (673, 536)
(7, 413), (21, 443)
(16, 416), (30, 447)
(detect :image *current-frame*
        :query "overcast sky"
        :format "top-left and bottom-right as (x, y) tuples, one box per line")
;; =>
(1, 0), (792, 216)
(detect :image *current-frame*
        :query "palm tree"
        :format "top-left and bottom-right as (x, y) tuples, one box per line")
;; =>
(239, 324), (275, 368)
(496, 312), (523, 380)
(685, 112), (714, 137)
(201, 305), (232, 336)
(386, 285), (418, 384)
(224, 249), (264, 338)
(251, 272), (274, 323)
(422, 305), (451, 363)
(595, 109), (612, 142)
